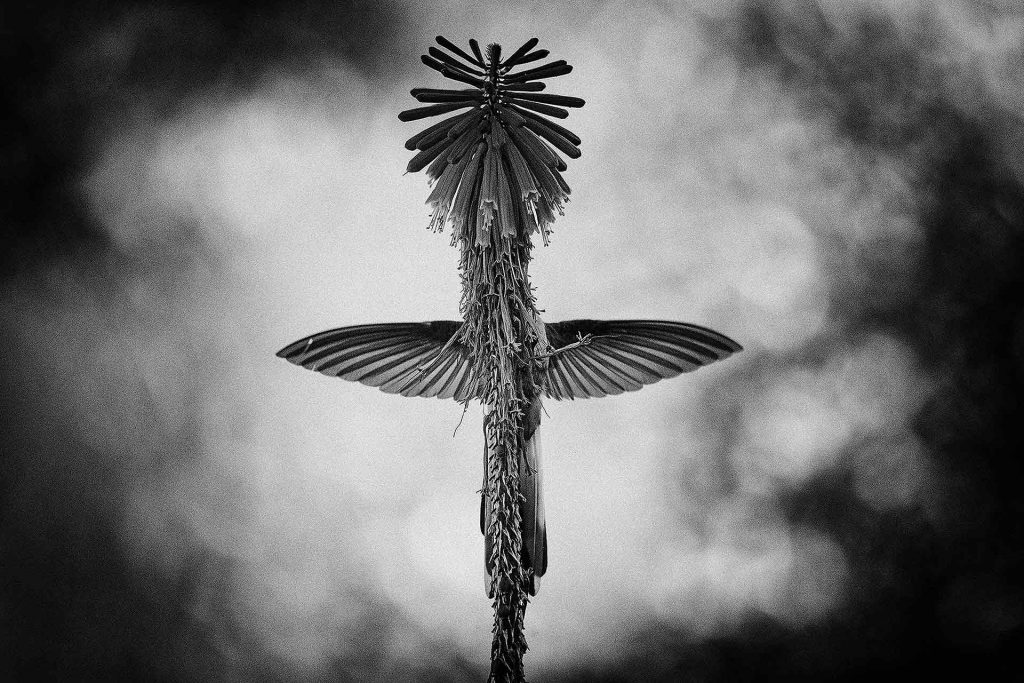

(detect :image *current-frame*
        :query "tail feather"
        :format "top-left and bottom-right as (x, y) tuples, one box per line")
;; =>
(482, 427), (547, 597)
(520, 428), (546, 593)
(482, 442), (493, 596)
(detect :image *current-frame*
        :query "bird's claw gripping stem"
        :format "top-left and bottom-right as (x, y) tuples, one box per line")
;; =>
(532, 333), (594, 360)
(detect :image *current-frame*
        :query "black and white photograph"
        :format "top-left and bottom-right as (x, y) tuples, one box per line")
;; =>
(1, 1), (1021, 680)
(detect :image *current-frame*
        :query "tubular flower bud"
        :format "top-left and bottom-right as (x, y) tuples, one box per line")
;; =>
(400, 37), (584, 245)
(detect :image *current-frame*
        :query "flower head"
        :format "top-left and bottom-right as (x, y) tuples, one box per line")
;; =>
(400, 37), (584, 245)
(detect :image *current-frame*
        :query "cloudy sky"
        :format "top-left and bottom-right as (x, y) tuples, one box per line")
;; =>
(2, 1), (1022, 680)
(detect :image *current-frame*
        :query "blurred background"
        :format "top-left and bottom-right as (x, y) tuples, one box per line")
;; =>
(2, 0), (1022, 680)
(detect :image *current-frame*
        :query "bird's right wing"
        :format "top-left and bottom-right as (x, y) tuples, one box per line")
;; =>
(276, 321), (478, 401)
(542, 319), (742, 400)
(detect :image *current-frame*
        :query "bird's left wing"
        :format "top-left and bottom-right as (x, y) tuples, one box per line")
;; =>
(542, 319), (742, 400)
(276, 321), (478, 400)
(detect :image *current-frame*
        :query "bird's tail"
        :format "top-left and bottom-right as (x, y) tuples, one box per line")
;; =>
(521, 426), (547, 595)
(482, 427), (547, 597)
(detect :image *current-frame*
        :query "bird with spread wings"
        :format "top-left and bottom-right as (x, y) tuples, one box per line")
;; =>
(277, 36), (741, 682)
(277, 318), (741, 590)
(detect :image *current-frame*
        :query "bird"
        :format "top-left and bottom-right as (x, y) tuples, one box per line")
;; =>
(277, 36), (743, 602)
(276, 316), (742, 595)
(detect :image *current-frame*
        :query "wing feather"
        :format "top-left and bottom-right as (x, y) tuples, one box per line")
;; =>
(569, 348), (630, 395)
(280, 319), (741, 403)
(542, 319), (741, 400)
(555, 354), (588, 399)
(598, 336), (701, 373)
(337, 341), (435, 381)
(558, 349), (604, 398)
(396, 345), (462, 398)
(277, 321), (477, 401)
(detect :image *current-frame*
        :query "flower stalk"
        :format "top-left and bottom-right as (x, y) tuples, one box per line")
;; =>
(400, 36), (584, 682)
